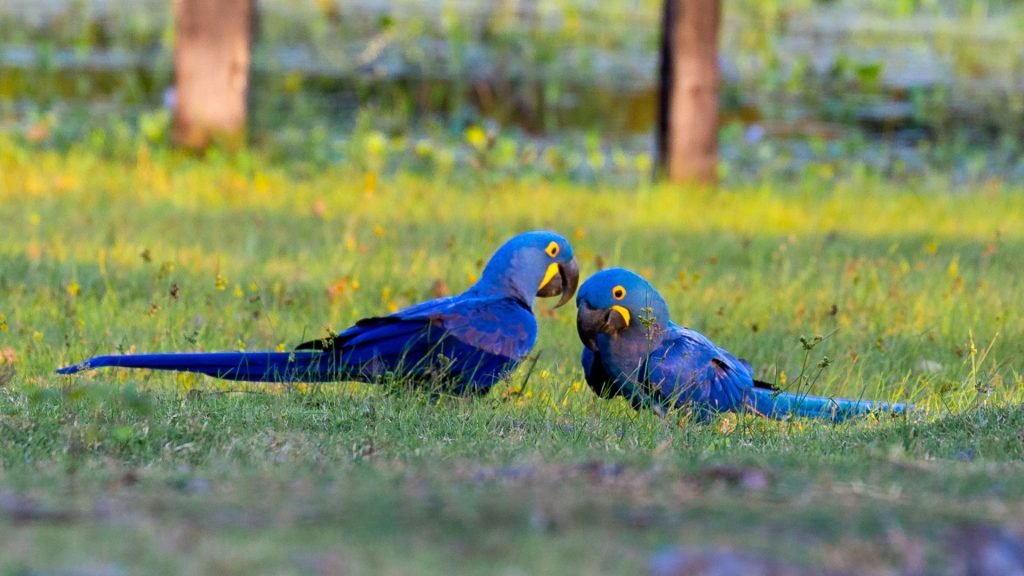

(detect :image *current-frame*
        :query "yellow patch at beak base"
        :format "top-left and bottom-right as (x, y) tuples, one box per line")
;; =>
(610, 305), (631, 327)
(538, 262), (559, 290)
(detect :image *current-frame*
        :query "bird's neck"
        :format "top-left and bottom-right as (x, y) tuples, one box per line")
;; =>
(600, 320), (670, 368)
(468, 254), (542, 308)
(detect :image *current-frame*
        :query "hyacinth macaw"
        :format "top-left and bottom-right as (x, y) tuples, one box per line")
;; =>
(575, 268), (910, 421)
(58, 231), (579, 395)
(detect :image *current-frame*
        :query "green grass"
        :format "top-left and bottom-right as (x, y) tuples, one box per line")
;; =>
(1, 140), (1023, 574)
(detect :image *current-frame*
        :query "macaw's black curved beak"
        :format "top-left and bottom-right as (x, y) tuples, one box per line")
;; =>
(576, 302), (630, 351)
(536, 257), (580, 309)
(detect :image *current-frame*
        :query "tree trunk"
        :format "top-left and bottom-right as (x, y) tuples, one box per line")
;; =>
(172, 0), (253, 150)
(657, 0), (721, 184)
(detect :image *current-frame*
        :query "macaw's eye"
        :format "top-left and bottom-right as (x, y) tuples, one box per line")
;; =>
(612, 285), (626, 300)
(545, 241), (560, 258)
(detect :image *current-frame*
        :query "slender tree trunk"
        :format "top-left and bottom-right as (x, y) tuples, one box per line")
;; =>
(657, 0), (721, 184)
(172, 0), (253, 150)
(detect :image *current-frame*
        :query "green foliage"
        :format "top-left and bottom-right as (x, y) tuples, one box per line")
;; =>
(4, 0), (1024, 145)
(0, 141), (1022, 573)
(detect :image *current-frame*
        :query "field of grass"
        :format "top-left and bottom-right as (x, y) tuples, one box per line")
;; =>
(1, 138), (1023, 574)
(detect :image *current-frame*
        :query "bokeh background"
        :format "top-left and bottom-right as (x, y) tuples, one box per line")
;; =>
(3, 0), (1023, 183)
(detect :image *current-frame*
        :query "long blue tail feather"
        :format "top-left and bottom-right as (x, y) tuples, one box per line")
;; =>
(743, 387), (910, 422)
(56, 351), (342, 382)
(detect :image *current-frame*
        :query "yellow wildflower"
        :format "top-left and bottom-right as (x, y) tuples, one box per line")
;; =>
(364, 171), (378, 195)
(464, 126), (487, 151)
(364, 132), (387, 157)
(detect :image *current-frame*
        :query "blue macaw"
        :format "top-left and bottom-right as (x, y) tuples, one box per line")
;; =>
(58, 231), (579, 395)
(575, 268), (910, 421)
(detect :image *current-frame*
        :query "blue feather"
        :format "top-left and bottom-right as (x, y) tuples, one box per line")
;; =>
(56, 351), (334, 381)
(742, 388), (910, 422)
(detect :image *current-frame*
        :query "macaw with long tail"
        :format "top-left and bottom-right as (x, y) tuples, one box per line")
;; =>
(58, 231), (579, 395)
(575, 268), (910, 421)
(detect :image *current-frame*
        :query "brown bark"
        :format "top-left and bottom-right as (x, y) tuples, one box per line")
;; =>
(657, 0), (721, 184)
(172, 0), (253, 150)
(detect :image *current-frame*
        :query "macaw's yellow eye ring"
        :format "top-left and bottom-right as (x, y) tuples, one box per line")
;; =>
(545, 241), (560, 258)
(612, 285), (626, 300)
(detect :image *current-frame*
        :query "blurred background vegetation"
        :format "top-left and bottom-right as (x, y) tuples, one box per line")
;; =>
(1, 0), (1023, 184)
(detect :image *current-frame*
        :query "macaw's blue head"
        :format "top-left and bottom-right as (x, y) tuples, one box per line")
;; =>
(575, 268), (672, 351)
(474, 230), (579, 308)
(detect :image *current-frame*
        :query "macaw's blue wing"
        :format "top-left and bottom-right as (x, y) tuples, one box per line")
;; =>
(646, 326), (910, 422)
(638, 326), (752, 419)
(297, 295), (538, 393)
